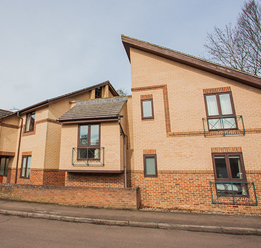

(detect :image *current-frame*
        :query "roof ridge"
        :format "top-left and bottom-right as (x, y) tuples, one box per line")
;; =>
(76, 96), (128, 105)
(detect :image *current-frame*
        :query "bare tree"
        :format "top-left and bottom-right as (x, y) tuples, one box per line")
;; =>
(117, 88), (129, 96)
(204, 0), (261, 76)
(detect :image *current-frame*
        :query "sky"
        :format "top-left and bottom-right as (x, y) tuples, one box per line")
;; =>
(0, 0), (247, 111)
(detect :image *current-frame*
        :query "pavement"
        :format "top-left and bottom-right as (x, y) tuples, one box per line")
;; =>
(0, 199), (260, 235)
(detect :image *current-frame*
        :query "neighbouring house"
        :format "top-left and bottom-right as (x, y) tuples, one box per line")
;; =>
(0, 35), (260, 214)
(0, 81), (119, 186)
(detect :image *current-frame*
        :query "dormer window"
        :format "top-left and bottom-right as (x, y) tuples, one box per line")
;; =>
(95, 87), (102, 98)
(25, 112), (35, 132)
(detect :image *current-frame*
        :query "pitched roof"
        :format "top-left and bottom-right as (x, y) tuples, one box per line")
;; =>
(0, 109), (12, 119)
(3, 80), (118, 119)
(121, 35), (261, 90)
(58, 97), (127, 122)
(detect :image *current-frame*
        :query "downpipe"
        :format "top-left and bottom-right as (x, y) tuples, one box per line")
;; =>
(15, 112), (23, 184)
(118, 115), (127, 188)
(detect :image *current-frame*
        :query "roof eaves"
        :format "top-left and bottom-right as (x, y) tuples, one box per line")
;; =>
(121, 35), (261, 90)
(2, 81), (119, 120)
(49, 80), (118, 103)
(58, 115), (119, 122)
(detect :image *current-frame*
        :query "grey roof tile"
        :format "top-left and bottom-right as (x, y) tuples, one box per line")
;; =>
(0, 109), (12, 119)
(58, 99), (126, 121)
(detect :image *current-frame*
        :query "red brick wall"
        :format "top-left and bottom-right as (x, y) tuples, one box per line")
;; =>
(43, 170), (65, 186)
(0, 184), (140, 210)
(3, 169), (65, 186)
(16, 169), (44, 185)
(129, 171), (261, 215)
(65, 172), (125, 188)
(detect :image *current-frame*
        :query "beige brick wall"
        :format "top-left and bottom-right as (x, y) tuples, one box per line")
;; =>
(0, 117), (19, 153)
(44, 122), (62, 169)
(20, 116), (47, 170)
(59, 122), (123, 171)
(102, 122), (122, 170)
(130, 47), (261, 172)
(126, 97), (134, 171)
(48, 92), (91, 120)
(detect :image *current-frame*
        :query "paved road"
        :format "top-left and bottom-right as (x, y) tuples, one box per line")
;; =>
(0, 215), (260, 248)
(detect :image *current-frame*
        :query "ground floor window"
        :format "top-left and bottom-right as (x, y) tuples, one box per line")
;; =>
(0, 157), (9, 176)
(212, 153), (247, 195)
(21, 156), (31, 178)
(143, 154), (157, 177)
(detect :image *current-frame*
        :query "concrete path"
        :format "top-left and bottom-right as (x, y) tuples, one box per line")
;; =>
(0, 200), (260, 235)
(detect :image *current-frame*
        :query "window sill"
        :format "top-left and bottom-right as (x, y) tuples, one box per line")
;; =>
(22, 131), (36, 136)
(205, 129), (245, 136)
(142, 118), (154, 121)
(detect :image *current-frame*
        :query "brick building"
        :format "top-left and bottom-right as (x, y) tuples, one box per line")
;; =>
(0, 36), (260, 214)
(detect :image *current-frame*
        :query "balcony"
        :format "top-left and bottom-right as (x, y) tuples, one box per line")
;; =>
(202, 115), (245, 137)
(210, 181), (258, 205)
(72, 147), (104, 167)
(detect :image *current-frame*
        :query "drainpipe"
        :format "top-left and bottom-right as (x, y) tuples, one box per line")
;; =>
(117, 115), (127, 188)
(15, 112), (23, 184)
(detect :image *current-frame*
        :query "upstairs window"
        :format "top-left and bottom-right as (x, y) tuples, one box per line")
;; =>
(204, 92), (236, 130)
(25, 112), (35, 132)
(78, 124), (100, 159)
(141, 99), (154, 120)
(95, 87), (102, 98)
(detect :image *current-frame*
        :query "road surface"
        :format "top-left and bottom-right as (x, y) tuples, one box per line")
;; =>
(0, 215), (260, 248)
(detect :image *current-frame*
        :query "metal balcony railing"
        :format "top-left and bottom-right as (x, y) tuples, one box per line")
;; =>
(72, 147), (104, 166)
(202, 115), (245, 136)
(210, 181), (258, 205)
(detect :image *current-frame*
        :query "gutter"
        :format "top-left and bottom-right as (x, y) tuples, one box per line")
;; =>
(15, 112), (23, 184)
(57, 115), (119, 123)
(117, 115), (127, 188)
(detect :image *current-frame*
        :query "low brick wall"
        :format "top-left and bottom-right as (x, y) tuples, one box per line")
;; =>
(0, 184), (141, 210)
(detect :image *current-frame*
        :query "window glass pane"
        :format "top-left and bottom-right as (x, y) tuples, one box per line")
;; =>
(80, 126), (88, 146)
(25, 113), (31, 131)
(21, 157), (27, 177)
(214, 156), (228, 178)
(27, 156), (31, 178)
(219, 94), (233, 115)
(145, 157), (156, 175)
(26, 112), (35, 132)
(88, 148), (100, 159)
(222, 118), (236, 129)
(90, 125), (99, 146)
(229, 156), (243, 179)
(142, 101), (152, 118)
(78, 148), (87, 159)
(206, 95), (219, 116)
(208, 119), (222, 130)
(29, 113), (35, 131)
(0, 158), (5, 176)
(4, 158), (9, 176)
